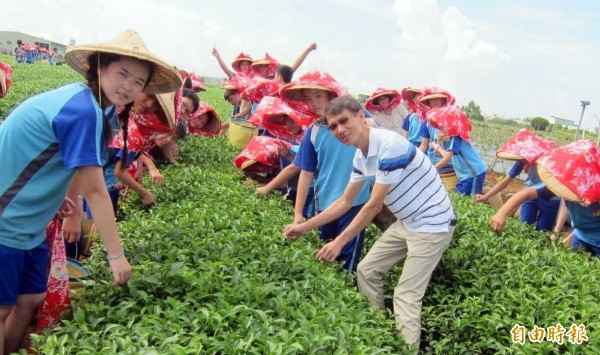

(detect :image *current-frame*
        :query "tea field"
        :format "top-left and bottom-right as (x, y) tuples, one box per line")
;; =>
(1, 55), (599, 354)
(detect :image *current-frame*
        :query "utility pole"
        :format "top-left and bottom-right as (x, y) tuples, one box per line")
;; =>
(574, 100), (590, 141)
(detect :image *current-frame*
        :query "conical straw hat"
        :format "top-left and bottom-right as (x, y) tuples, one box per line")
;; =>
(155, 91), (176, 129)
(65, 30), (182, 94)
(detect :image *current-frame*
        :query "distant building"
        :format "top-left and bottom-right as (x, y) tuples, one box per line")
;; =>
(549, 116), (577, 128)
(0, 31), (67, 55)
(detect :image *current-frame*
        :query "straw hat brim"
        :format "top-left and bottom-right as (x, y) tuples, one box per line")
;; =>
(418, 93), (449, 102)
(241, 159), (258, 170)
(281, 84), (335, 102)
(251, 60), (270, 67)
(155, 92), (176, 129)
(371, 92), (398, 103)
(64, 32), (182, 95)
(537, 164), (582, 203)
(496, 151), (524, 161)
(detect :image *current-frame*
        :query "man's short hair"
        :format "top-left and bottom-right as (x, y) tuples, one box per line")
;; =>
(276, 65), (294, 83)
(17, 39), (23, 45)
(325, 95), (363, 122)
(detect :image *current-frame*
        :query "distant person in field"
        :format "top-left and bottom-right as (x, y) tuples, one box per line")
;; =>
(13, 40), (27, 64)
(475, 129), (559, 231)
(364, 88), (408, 135)
(491, 140), (600, 257)
(0, 29), (182, 353)
(52, 48), (64, 66)
(280, 69), (371, 273)
(425, 104), (487, 196)
(284, 95), (456, 350)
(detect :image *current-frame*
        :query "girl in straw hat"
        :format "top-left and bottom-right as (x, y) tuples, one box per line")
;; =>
(491, 140), (600, 256)
(400, 87), (426, 147)
(415, 87), (455, 170)
(0, 30), (181, 353)
(280, 69), (372, 273)
(475, 129), (559, 231)
(426, 104), (487, 196)
(365, 88), (408, 135)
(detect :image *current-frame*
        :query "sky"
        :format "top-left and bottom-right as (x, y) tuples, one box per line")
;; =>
(3, 0), (600, 130)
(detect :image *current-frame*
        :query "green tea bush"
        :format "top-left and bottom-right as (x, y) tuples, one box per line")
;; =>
(4, 60), (598, 354)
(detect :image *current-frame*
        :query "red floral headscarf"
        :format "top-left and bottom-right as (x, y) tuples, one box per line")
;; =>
(249, 96), (314, 142)
(231, 52), (254, 73)
(365, 88), (402, 112)
(0, 62), (12, 98)
(187, 101), (222, 137)
(251, 53), (280, 78)
(425, 105), (472, 142)
(401, 87), (422, 113)
(536, 140), (600, 203)
(234, 136), (292, 174)
(279, 69), (347, 119)
(132, 92), (175, 140)
(496, 129), (556, 165)
(109, 118), (149, 153)
(187, 72), (207, 92)
(222, 74), (252, 93)
(242, 77), (281, 103)
(416, 87), (455, 122)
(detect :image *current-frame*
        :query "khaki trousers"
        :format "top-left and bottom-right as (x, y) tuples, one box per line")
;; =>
(357, 221), (454, 345)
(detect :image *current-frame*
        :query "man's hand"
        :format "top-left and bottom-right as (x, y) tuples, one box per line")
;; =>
(316, 239), (343, 262)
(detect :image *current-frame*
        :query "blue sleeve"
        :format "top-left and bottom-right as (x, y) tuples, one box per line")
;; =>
(420, 121), (430, 139)
(363, 108), (372, 118)
(402, 114), (411, 131)
(293, 126), (318, 172)
(534, 182), (556, 200)
(508, 160), (526, 178)
(52, 90), (103, 169)
(448, 136), (462, 154)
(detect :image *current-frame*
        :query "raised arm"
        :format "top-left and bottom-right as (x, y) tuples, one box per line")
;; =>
(290, 43), (317, 72)
(212, 47), (235, 79)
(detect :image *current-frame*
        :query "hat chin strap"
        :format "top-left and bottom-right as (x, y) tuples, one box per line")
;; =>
(97, 54), (102, 109)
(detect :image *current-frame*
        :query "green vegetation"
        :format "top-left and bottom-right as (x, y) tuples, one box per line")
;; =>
(3, 57), (599, 354)
(531, 117), (550, 131)
(462, 100), (484, 122)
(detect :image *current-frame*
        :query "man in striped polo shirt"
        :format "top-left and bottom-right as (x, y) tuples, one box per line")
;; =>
(284, 95), (455, 349)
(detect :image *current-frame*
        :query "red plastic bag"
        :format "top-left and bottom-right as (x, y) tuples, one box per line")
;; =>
(37, 218), (71, 333)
